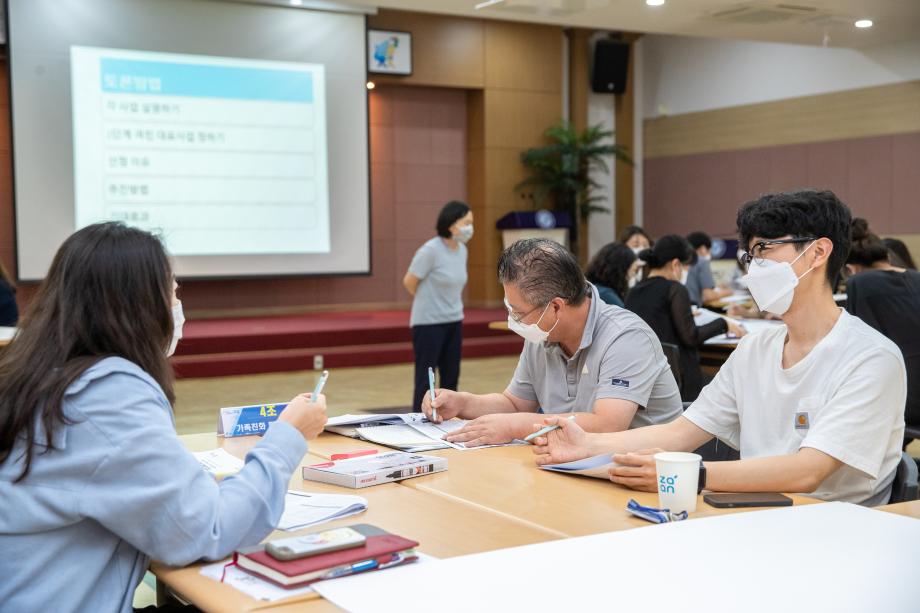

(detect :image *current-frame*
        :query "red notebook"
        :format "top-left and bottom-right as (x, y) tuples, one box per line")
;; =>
(234, 528), (419, 588)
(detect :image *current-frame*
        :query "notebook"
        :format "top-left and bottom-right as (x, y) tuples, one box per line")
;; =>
(540, 453), (621, 479)
(235, 524), (418, 588)
(277, 491), (368, 531)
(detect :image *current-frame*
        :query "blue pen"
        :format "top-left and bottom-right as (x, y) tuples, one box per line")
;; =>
(523, 415), (576, 443)
(312, 370), (329, 398)
(321, 558), (379, 580)
(427, 367), (438, 421)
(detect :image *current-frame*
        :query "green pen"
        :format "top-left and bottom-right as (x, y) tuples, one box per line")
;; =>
(428, 367), (438, 421)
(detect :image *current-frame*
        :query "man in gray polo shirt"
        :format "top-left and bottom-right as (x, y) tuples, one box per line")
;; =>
(421, 238), (682, 447)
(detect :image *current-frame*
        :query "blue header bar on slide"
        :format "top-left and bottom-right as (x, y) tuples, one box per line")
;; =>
(100, 57), (313, 103)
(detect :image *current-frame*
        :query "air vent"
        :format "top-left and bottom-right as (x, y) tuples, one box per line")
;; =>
(492, 0), (590, 18)
(711, 3), (822, 24)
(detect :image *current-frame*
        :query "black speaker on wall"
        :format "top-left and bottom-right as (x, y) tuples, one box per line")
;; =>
(591, 39), (629, 94)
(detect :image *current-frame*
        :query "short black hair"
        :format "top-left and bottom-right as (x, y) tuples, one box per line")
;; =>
(498, 239), (588, 307)
(736, 189), (852, 285)
(848, 218), (889, 267)
(585, 242), (636, 301)
(436, 201), (471, 238)
(638, 234), (693, 269)
(687, 231), (712, 250)
(618, 225), (652, 245)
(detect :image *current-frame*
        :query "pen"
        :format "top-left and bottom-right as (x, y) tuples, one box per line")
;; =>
(312, 370), (329, 398)
(427, 367), (437, 422)
(523, 415), (576, 443)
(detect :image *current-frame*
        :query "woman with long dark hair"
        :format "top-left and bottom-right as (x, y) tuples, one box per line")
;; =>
(585, 242), (639, 307)
(0, 223), (327, 612)
(846, 219), (920, 442)
(403, 200), (473, 412)
(626, 235), (745, 401)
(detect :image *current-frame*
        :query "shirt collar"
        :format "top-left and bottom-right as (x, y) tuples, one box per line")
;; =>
(547, 283), (599, 358)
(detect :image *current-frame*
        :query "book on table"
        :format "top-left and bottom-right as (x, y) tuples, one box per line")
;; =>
(302, 450), (447, 488)
(234, 524), (418, 588)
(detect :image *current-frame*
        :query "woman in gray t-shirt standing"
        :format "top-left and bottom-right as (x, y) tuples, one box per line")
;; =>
(403, 201), (473, 412)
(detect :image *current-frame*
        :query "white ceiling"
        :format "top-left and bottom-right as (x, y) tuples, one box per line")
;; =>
(341, 0), (920, 48)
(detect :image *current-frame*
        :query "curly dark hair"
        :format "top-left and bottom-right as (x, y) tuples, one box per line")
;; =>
(585, 242), (636, 301)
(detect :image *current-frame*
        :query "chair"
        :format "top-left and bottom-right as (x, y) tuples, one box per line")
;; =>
(889, 451), (920, 504)
(661, 342), (682, 390)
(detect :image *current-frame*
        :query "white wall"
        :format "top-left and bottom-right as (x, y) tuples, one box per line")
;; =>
(642, 35), (920, 118)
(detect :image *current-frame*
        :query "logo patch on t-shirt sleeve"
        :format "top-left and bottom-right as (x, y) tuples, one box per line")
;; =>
(611, 378), (630, 388)
(794, 412), (810, 430)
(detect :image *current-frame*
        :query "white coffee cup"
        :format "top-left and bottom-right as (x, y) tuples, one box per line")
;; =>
(654, 451), (702, 514)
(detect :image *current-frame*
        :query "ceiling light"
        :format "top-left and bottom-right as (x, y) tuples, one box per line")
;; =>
(854, 19), (873, 28)
(290, 0), (303, 6)
(475, 0), (505, 10)
(646, 0), (666, 6)
(366, 81), (375, 90)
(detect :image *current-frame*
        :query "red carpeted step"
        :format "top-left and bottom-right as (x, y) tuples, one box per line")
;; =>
(171, 335), (523, 379)
(175, 308), (509, 355)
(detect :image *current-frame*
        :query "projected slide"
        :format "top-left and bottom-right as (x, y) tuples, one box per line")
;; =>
(70, 46), (329, 256)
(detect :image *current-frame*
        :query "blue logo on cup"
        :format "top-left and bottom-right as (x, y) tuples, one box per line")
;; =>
(659, 474), (678, 494)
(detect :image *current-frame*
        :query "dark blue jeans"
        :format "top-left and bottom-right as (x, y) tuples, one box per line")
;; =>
(411, 321), (462, 412)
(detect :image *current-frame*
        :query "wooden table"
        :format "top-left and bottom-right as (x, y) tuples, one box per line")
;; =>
(879, 499), (920, 519)
(153, 431), (834, 612)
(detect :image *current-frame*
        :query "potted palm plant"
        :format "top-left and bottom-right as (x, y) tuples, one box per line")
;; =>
(517, 121), (631, 260)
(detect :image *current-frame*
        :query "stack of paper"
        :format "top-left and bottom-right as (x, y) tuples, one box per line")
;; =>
(540, 453), (619, 479)
(326, 413), (523, 451)
(277, 491), (368, 531)
(193, 448), (245, 478)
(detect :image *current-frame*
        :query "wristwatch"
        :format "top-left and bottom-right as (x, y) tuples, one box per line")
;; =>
(698, 462), (707, 494)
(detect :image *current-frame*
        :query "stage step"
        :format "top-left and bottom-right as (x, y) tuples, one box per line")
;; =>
(172, 335), (523, 379)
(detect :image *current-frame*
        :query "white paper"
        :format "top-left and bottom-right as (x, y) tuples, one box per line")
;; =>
(277, 491), (368, 531)
(199, 559), (315, 602)
(355, 424), (450, 451)
(311, 553), (438, 600)
(720, 293), (754, 304)
(0, 327), (17, 342)
(192, 448), (244, 477)
(540, 453), (620, 479)
(692, 308), (726, 326)
(310, 503), (920, 613)
(704, 318), (783, 345)
(325, 413), (405, 428)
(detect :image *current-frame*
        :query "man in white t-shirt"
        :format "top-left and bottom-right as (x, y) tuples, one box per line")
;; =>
(531, 190), (906, 505)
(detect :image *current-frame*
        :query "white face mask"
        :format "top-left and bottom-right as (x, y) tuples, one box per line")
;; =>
(631, 247), (644, 258)
(505, 298), (558, 344)
(700, 254), (711, 262)
(741, 241), (816, 316)
(680, 268), (689, 285)
(628, 275), (638, 289)
(455, 224), (474, 244)
(167, 301), (185, 357)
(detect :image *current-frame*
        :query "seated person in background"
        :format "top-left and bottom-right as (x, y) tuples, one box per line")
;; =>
(846, 218), (920, 444)
(532, 190), (906, 506)
(619, 225), (653, 256)
(0, 263), (18, 326)
(585, 242), (639, 308)
(686, 231), (733, 306)
(423, 238), (682, 447)
(626, 236), (745, 402)
(0, 223), (327, 612)
(882, 237), (917, 270)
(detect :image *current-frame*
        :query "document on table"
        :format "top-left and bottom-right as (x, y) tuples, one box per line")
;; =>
(704, 318), (783, 345)
(192, 448), (244, 478)
(277, 490), (368, 531)
(540, 453), (620, 479)
(200, 559), (316, 602)
(309, 503), (920, 613)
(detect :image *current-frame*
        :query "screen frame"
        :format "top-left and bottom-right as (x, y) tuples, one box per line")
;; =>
(3, 0), (374, 283)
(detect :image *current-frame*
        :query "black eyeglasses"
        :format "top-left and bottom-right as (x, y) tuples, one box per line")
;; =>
(740, 237), (816, 268)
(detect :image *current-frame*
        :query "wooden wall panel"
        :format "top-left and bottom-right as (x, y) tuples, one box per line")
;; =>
(645, 80), (920, 159)
(484, 21), (563, 93)
(643, 131), (920, 240)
